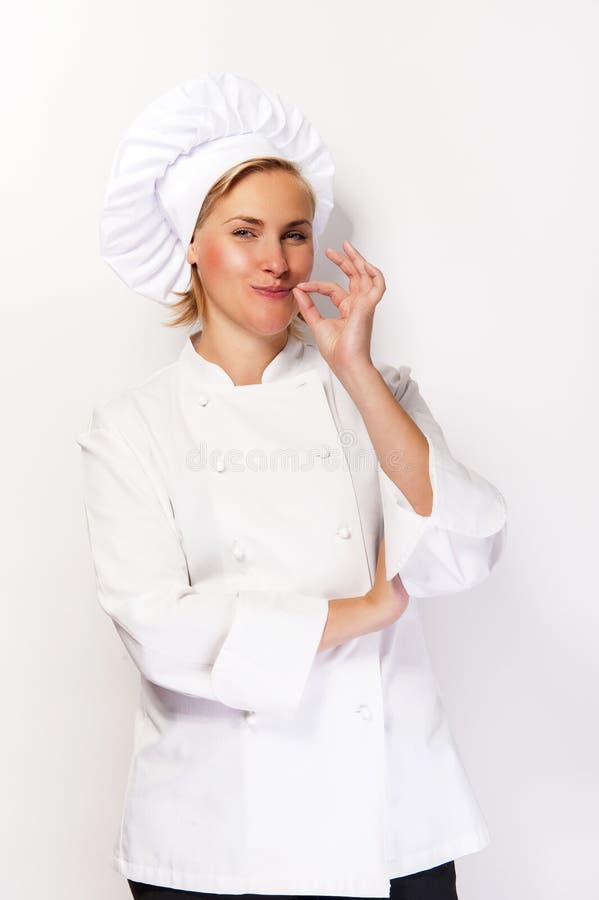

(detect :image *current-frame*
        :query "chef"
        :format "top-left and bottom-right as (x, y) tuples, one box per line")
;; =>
(77, 72), (507, 900)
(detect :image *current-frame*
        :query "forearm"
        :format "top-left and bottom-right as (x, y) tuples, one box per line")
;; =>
(317, 595), (384, 652)
(341, 363), (433, 517)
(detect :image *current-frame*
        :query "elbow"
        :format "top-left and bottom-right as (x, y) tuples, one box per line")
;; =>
(112, 621), (221, 701)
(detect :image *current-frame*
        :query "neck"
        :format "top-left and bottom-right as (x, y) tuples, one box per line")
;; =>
(191, 323), (290, 386)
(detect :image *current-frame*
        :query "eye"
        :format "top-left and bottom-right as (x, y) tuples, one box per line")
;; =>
(231, 228), (308, 241)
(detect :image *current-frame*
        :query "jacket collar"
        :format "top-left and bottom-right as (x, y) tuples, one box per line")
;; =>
(178, 326), (307, 387)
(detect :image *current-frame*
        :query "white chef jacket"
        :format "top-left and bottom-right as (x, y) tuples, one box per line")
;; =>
(76, 327), (507, 898)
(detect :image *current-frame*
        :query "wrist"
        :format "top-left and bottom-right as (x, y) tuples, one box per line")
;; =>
(336, 362), (381, 400)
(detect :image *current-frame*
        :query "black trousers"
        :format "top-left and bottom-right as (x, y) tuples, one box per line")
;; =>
(128, 861), (459, 900)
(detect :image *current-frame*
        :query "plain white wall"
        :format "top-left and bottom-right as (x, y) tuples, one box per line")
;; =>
(2, 1), (597, 897)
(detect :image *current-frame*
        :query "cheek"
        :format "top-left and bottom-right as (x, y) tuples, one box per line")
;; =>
(199, 240), (250, 280)
(199, 242), (224, 277)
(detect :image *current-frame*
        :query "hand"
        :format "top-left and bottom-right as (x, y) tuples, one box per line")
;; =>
(291, 240), (386, 379)
(364, 537), (409, 628)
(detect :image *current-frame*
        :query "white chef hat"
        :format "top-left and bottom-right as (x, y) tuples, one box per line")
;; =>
(99, 72), (335, 303)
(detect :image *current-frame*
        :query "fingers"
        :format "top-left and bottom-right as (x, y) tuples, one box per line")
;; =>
(294, 280), (348, 308)
(364, 260), (386, 293)
(341, 240), (369, 277)
(343, 241), (386, 293)
(326, 241), (386, 297)
(291, 286), (325, 332)
(296, 241), (386, 327)
(325, 247), (360, 281)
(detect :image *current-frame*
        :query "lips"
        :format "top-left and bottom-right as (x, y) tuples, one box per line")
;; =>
(251, 286), (292, 299)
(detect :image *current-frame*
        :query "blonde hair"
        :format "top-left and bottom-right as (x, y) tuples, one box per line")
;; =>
(162, 156), (316, 343)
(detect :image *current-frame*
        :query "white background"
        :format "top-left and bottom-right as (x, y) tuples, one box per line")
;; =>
(2, 1), (597, 898)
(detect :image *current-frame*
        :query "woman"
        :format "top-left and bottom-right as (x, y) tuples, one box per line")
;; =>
(77, 73), (507, 900)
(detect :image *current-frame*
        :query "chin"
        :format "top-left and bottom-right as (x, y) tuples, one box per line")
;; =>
(248, 315), (295, 337)
(245, 303), (296, 326)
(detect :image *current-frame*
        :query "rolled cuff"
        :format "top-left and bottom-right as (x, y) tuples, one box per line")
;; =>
(211, 590), (330, 717)
(378, 423), (507, 586)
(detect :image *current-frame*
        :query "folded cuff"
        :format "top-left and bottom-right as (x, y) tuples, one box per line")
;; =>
(378, 430), (507, 581)
(211, 590), (330, 717)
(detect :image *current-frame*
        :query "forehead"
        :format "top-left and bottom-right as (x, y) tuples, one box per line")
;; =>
(218, 169), (313, 217)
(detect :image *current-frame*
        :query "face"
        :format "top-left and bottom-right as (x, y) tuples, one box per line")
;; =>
(186, 169), (314, 337)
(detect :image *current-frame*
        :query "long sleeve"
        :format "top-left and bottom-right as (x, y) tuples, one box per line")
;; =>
(76, 406), (329, 716)
(376, 364), (507, 598)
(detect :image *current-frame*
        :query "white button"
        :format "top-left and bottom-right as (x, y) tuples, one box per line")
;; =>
(215, 456), (225, 472)
(356, 704), (372, 720)
(232, 541), (245, 561)
(198, 395), (209, 406)
(337, 525), (351, 539)
(246, 710), (257, 725)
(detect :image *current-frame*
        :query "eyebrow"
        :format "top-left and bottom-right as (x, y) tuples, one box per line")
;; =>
(222, 215), (312, 229)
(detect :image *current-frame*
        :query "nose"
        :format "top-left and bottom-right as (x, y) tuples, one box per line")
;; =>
(260, 237), (289, 276)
